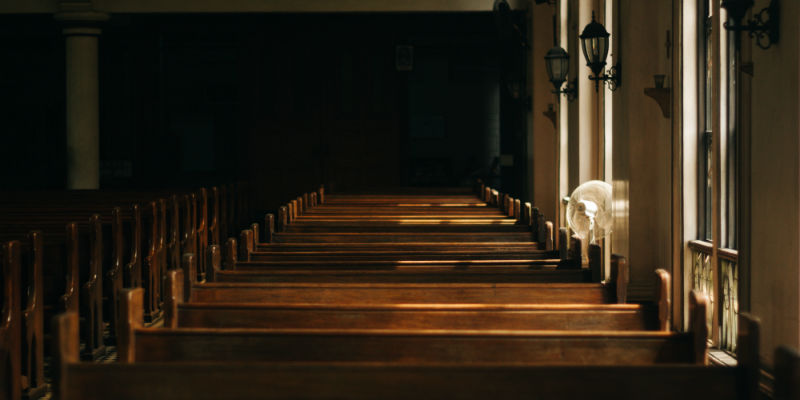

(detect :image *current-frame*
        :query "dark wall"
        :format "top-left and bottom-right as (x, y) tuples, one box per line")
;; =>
(0, 16), (65, 189)
(0, 12), (528, 214)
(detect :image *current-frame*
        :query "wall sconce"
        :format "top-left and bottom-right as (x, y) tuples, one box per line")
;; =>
(721, 0), (780, 49)
(544, 45), (577, 102)
(543, 103), (557, 127)
(579, 12), (620, 92)
(644, 74), (671, 118)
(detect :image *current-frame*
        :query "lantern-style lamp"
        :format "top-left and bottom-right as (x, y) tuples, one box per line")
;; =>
(721, 0), (780, 49)
(579, 11), (619, 91)
(544, 45), (576, 101)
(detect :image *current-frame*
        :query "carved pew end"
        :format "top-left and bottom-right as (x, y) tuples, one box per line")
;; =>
(118, 288), (144, 363)
(206, 245), (221, 282)
(689, 290), (709, 365)
(239, 230), (254, 262)
(774, 346), (800, 400)
(611, 255), (629, 305)
(164, 269), (185, 328)
(654, 268), (669, 329)
(265, 213), (275, 243)
(277, 206), (288, 232)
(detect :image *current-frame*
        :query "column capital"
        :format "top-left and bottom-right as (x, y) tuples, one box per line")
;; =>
(54, 10), (109, 35)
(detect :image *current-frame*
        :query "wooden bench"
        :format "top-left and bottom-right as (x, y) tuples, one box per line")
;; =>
(0, 184), (245, 361)
(163, 267), (661, 331)
(247, 184), (556, 250)
(179, 248), (623, 305)
(51, 308), (765, 400)
(271, 232), (539, 243)
(1, 238), (47, 399)
(115, 286), (701, 365)
(209, 238), (592, 283)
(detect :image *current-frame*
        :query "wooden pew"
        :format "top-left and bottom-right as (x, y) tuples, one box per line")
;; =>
(272, 232), (539, 243)
(180, 250), (623, 304)
(212, 239), (591, 283)
(775, 346), (800, 400)
(19, 233), (47, 400)
(1, 237), (47, 400)
(119, 287), (702, 365)
(268, 193), (554, 251)
(51, 307), (765, 400)
(164, 268), (661, 331)
(0, 185), (241, 362)
(1, 241), (22, 400)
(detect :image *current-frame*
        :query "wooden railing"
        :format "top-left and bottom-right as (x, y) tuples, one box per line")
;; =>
(688, 240), (738, 353)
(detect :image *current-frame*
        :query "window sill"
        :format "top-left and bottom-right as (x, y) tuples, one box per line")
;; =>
(708, 349), (737, 366)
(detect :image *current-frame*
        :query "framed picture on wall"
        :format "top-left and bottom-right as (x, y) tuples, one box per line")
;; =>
(396, 45), (413, 71)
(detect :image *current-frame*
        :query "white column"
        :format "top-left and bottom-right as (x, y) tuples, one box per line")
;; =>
(56, 12), (108, 189)
(577, 0), (599, 184)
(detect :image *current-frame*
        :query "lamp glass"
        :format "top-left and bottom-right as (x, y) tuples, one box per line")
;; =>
(544, 46), (569, 90)
(579, 12), (610, 76)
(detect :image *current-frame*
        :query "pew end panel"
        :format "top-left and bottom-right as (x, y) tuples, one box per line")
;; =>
(689, 290), (709, 365)
(558, 227), (568, 262)
(277, 206), (288, 232)
(206, 245), (221, 282)
(536, 213), (547, 247)
(144, 201), (164, 323)
(296, 195), (303, 216)
(737, 312), (761, 400)
(775, 346), (800, 400)
(179, 253), (199, 302)
(239, 230), (253, 262)
(106, 208), (124, 342)
(124, 203), (143, 289)
(557, 235), (582, 269)
(164, 269), (185, 329)
(22, 232), (47, 399)
(264, 213), (275, 243)
(197, 188), (209, 280)
(118, 288), (145, 363)
(60, 223), (80, 316)
(1, 240), (22, 400)
(589, 243), (602, 283)
(612, 254), (629, 304)
(544, 221), (554, 251)
(224, 238), (238, 270)
(250, 223), (260, 246)
(287, 202), (295, 225)
(209, 187), (220, 246)
(79, 214), (105, 360)
(602, 254), (630, 305)
(51, 312), (79, 400)
(523, 202), (532, 226)
(655, 268), (670, 331)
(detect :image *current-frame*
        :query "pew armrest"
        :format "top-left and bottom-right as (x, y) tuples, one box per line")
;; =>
(118, 288), (144, 363)
(165, 270), (185, 329)
(775, 346), (800, 400)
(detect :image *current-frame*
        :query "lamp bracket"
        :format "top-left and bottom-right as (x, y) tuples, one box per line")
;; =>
(553, 79), (578, 102)
(723, 0), (779, 49)
(588, 63), (620, 92)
